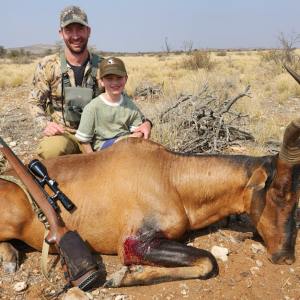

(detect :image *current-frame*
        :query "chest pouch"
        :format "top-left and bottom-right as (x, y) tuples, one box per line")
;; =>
(60, 51), (98, 124)
(64, 87), (93, 123)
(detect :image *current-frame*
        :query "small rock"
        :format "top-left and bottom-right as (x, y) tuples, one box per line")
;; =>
(256, 259), (263, 267)
(179, 283), (189, 289)
(9, 141), (17, 147)
(240, 271), (249, 277)
(4, 137), (12, 142)
(250, 243), (265, 254)
(85, 292), (93, 299)
(62, 287), (89, 300)
(14, 281), (27, 292)
(211, 246), (228, 262)
(13, 275), (21, 281)
(250, 267), (259, 275)
(92, 290), (100, 296)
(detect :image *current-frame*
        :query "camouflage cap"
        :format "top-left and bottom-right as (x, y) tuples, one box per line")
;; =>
(60, 6), (89, 28)
(99, 57), (127, 78)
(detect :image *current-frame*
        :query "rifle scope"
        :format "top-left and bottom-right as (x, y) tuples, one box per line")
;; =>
(28, 159), (74, 211)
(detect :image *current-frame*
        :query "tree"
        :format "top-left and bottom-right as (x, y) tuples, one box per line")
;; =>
(162, 37), (174, 56)
(182, 40), (194, 54)
(0, 46), (6, 58)
(259, 30), (300, 73)
(43, 49), (53, 56)
(275, 30), (300, 65)
(88, 44), (97, 53)
(55, 40), (64, 53)
(8, 50), (19, 59)
(19, 48), (25, 57)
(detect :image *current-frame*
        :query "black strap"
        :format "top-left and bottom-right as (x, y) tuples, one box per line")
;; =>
(142, 118), (153, 128)
(61, 71), (67, 126)
(60, 51), (71, 87)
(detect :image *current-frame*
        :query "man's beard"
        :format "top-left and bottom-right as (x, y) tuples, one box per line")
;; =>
(64, 38), (88, 55)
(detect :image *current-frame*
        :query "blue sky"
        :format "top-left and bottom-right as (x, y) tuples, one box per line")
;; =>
(1, 0), (300, 52)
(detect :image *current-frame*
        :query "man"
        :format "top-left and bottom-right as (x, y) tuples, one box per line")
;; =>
(28, 6), (152, 159)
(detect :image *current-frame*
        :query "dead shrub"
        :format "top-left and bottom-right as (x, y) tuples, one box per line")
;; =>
(11, 57), (34, 65)
(152, 83), (253, 154)
(259, 31), (300, 74)
(216, 50), (227, 57)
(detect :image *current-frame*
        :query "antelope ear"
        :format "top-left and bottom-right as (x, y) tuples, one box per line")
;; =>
(246, 167), (268, 190)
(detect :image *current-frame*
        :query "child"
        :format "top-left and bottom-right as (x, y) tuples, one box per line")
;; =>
(75, 57), (143, 153)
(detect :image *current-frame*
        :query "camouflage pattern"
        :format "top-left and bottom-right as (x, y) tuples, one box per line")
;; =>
(28, 52), (102, 133)
(60, 6), (88, 28)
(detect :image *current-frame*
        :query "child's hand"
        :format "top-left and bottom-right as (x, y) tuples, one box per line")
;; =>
(133, 122), (151, 139)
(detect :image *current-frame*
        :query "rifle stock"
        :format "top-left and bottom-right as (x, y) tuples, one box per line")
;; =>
(0, 136), (99, 290)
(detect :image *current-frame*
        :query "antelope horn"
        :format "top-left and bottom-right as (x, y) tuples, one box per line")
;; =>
(279, 118), (300, 165)
(284, 65), (300, 85)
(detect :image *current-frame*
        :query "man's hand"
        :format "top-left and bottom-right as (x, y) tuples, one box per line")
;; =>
(133, 121), (152, 139)
(44, 122), (65, 136)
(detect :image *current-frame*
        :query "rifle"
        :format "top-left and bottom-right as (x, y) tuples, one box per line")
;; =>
(0, 136), (100, 291)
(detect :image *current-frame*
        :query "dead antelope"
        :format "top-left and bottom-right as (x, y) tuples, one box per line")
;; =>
(0, 115), (299, 287)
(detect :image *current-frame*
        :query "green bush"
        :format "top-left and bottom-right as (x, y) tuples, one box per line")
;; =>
(8, 50), (19, 59)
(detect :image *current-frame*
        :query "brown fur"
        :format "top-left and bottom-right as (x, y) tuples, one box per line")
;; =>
(0, 138), (299, 286)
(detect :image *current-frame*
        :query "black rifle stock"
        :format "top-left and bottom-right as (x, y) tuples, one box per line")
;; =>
(0, 136), (99, 290)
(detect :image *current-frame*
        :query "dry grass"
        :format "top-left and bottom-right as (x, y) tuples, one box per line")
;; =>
(121, 51), (298, 155)
(1, 51), (298, 156)
(0, 59), (37, 87)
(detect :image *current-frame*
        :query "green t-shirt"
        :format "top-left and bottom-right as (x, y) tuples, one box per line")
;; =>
(75, 94), (142, 151)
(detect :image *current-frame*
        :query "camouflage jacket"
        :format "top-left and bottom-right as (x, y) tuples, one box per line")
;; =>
(28, 52), (103, 133)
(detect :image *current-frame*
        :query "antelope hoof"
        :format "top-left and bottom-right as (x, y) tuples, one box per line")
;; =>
(2, 261), (18, 273)
(0, 243), (19, 273)
(103, 266), (129, 288)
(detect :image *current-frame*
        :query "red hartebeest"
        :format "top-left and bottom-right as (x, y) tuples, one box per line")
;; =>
(0, 115), (300, 287)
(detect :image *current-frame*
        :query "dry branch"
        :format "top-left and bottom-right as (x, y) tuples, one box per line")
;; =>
(155, 84), (253, 154)
(133, 83), (164, 100)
